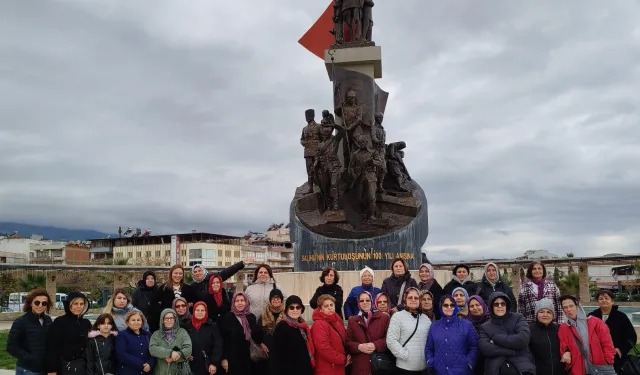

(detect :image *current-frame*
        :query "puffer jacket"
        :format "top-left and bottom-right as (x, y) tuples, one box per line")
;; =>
(381, 271), (419, 309)
(86, 330), (117, 375)
(149, 309), (193, 375)
(344, 284), (381, 318)
(386, 310), (431, 372)
(426, 312), (478, 375)
(478, 292), (535, 375)
(245, 279), (277, 319)
(311, 309), (348, 375)
(528, 321), (566, 375)
(6, 310), (52, 372)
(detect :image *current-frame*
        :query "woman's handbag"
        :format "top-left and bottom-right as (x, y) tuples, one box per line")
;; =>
(570, 331), (617, 375)
(622, 340), (640, 375)
(359, 324), (395, 375)
(249, 339), (268, 362)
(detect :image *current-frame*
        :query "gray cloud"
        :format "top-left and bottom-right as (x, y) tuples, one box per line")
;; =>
(1, 1), (639, 260)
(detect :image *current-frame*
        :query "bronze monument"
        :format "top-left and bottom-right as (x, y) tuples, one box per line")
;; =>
(332, 0), (375, 46)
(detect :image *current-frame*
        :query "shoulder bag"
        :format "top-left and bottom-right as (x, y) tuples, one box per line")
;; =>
(570, 329), (616, 375)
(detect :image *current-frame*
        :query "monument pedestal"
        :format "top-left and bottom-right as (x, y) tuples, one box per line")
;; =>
(324, 46), (382, 80)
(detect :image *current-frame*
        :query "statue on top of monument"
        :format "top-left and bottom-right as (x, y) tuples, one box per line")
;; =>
(385, 141), (413, 193)
(300, 109), (323, 194)
(332, 0), (374, 45)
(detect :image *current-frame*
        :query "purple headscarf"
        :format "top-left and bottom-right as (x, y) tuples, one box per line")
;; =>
(467, 295), (489, 324)
(231, 292), (252, 341)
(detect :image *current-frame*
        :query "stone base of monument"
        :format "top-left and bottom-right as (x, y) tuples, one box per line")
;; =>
(290, 181), (429, 271)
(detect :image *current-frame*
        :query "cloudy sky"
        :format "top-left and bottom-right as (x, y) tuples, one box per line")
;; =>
(1, 1), (639, 261)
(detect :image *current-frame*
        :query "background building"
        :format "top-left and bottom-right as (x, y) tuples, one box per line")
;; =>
(0, 233), (68, 264)
(30, 242), (90, 264)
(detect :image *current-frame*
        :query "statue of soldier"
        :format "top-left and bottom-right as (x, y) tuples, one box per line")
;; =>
(337, 87), (364, 168)
(349, 125), (378, 220)
(385, 141), (413, 192)
(371, 112), (386, 194)
(362, 0), (374, 43)
(339, 0), (362, 42)
(314, 119), (343, 211)
(300, 109), (322, 194)
(332, 0), (344, 43)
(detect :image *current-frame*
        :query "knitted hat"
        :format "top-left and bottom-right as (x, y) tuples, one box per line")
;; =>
(269, 288), (284, 301)
(360, 266), (374, 280)
(452, 264), (470, 274)
(534, 298), (555, 319)
(285, 295), (305, 314)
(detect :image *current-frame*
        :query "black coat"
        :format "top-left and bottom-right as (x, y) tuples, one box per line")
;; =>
(186, 262), (245, 307)
(185, 320), (223, 375)
(45, 291), (93, 374)
(86, 332), (117, 375)
(256, 311), (285, 375)
(380, 271), (419, 309)
(6, 311), (52, 372)
(475, 275), (518, 312)
(218, 311), (263, 375)
(205, 289), (231, 322)
(528, 321), (567, 375)
(589, 305), (638, 371)
(443, 277), (479, 297)
(131, 280), (158, 320)
(149, 284), (187, 332)
(272, 320), (314, 375)
(310, 283), (344, 319)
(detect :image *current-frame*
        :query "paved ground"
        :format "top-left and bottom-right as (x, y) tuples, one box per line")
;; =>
(0, 369), (13, 375)
(0, 321), (12, 330)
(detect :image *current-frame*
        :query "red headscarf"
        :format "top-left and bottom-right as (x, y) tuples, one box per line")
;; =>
(208, 275), (223, 307)
(191, 301), (209, 331)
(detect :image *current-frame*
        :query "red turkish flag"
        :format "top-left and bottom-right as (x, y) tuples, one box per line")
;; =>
(298, 2), (335, 59)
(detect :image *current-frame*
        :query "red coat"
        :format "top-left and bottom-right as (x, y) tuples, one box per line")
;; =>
(345, 312), (390, 375)
(558, 316), (616, 375)
(311, 309), (348, 375)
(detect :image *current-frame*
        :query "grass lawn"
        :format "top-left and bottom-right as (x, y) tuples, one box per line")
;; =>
(0, 330), (16, 370)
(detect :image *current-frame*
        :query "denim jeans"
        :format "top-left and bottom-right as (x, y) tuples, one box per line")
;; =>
(15, 366), (44, 375)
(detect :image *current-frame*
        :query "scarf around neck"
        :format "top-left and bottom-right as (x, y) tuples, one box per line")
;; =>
(531, 278), (546, 300)
(418, 263), (435, 291)
(284, 314), (315, 367)
(208, 275), (224, 307)
(261, 302), (284, 331)
(567, 303), (590, 366)
(484, 263), (500, 287)
(231, 292), (252, 341)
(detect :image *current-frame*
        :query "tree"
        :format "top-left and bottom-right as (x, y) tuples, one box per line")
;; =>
(19, 274), (46, 291)
(566, 252), (575, 258)
(558, 272), (580, 296)
(502, 268), (513, 288)
(0, 272), (19, 307)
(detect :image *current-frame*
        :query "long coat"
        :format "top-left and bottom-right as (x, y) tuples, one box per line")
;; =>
(558, 316), (616, 375)
(528, 322), (567, 375)
(184, 319), (223, 375)
(311, 309), (348, 375)
(218, 311), (263, 375)
(6, 311), (52, 373)
(272, 320), (314, 375)
(380, 272), (419, 309)
(426, 315), (478, 375)
(517, 279), (562, 324)
(345, 312), (390, 375)
(131, 279), (158, 320)
(589, 305), (638, 372)
(115, 328), (155, 375)
(149, 313), (193, 375)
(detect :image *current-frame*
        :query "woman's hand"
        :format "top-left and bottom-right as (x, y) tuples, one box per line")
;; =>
(346, 355), (352, 366)
(208, 364), (217, 375)
(260, 343), (269, 357)
(561, 351), (571, 364)
(615, 348), (622, 358)
(188, 355), (193, 361)
(221, 359), (228, 372)
(171, 351), (181, 361)
(142, 363), (151, 372)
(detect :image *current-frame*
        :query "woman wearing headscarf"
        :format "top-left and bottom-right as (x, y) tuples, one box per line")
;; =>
(528, 299), (567, 375)
(346, 291), (391, 375)
(172, 297), (192, 328)
(452, 287), (470, 318)
(386, 287), (431, 374)
(45, 291), (92, 375)
(103, 288), (149, 332)
(149, 308), (193, 375)
(7, 289), (52, 375)
(479, 292), (535, 375)
(518, 261), (562, 324)
(417, 263), (444, 319)
(186, 261), (245, 308)
(311, 294), (350, 375)
(132, 271), (158, 322)
(558, 295), (615, 375)
(589, 289), (637, 374)
(466, 296), (489, 375)
(374, 292), (390, 315)
(150, 265), (188, 332)
(185, 302), (223, 375)
(205, 274), (231, 322)
(273, 295), (315, 375)
(345, 266), (381, 318)
(443, 264), (478, 297)
(219, 292), (264, 375)
(255, 289), (285, 375)
(420, 291), (436, 322)
(245, 264), (277, 320)
(425, 295), (478, 375)
(381, 258), (418, 312)
(310, 267), (344, 319)
(475, 263), (517, 312)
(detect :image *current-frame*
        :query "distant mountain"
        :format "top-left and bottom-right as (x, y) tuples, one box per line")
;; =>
(0, 222), (113, 241)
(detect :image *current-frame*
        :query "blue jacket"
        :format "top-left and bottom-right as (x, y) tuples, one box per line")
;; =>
(426, 314), (478, 375)
(344, 284), (381, 318)
(116, 328), (155, 375)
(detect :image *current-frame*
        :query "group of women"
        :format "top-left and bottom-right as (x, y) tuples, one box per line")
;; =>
(6, 259), (639, 375)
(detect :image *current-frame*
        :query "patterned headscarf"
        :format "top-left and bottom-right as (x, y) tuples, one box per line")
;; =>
(231, 292), (252, 341)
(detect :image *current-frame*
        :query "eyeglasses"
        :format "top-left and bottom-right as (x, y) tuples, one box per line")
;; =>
(33, 301), (48, 307)
(288, 305), (302, 311)
(442, 303), (455, 308)
(493, 302), (507, 307)
(175, 304), (187, 309)
(406, 296), (419, 301)
(359, 299), (371, 303)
